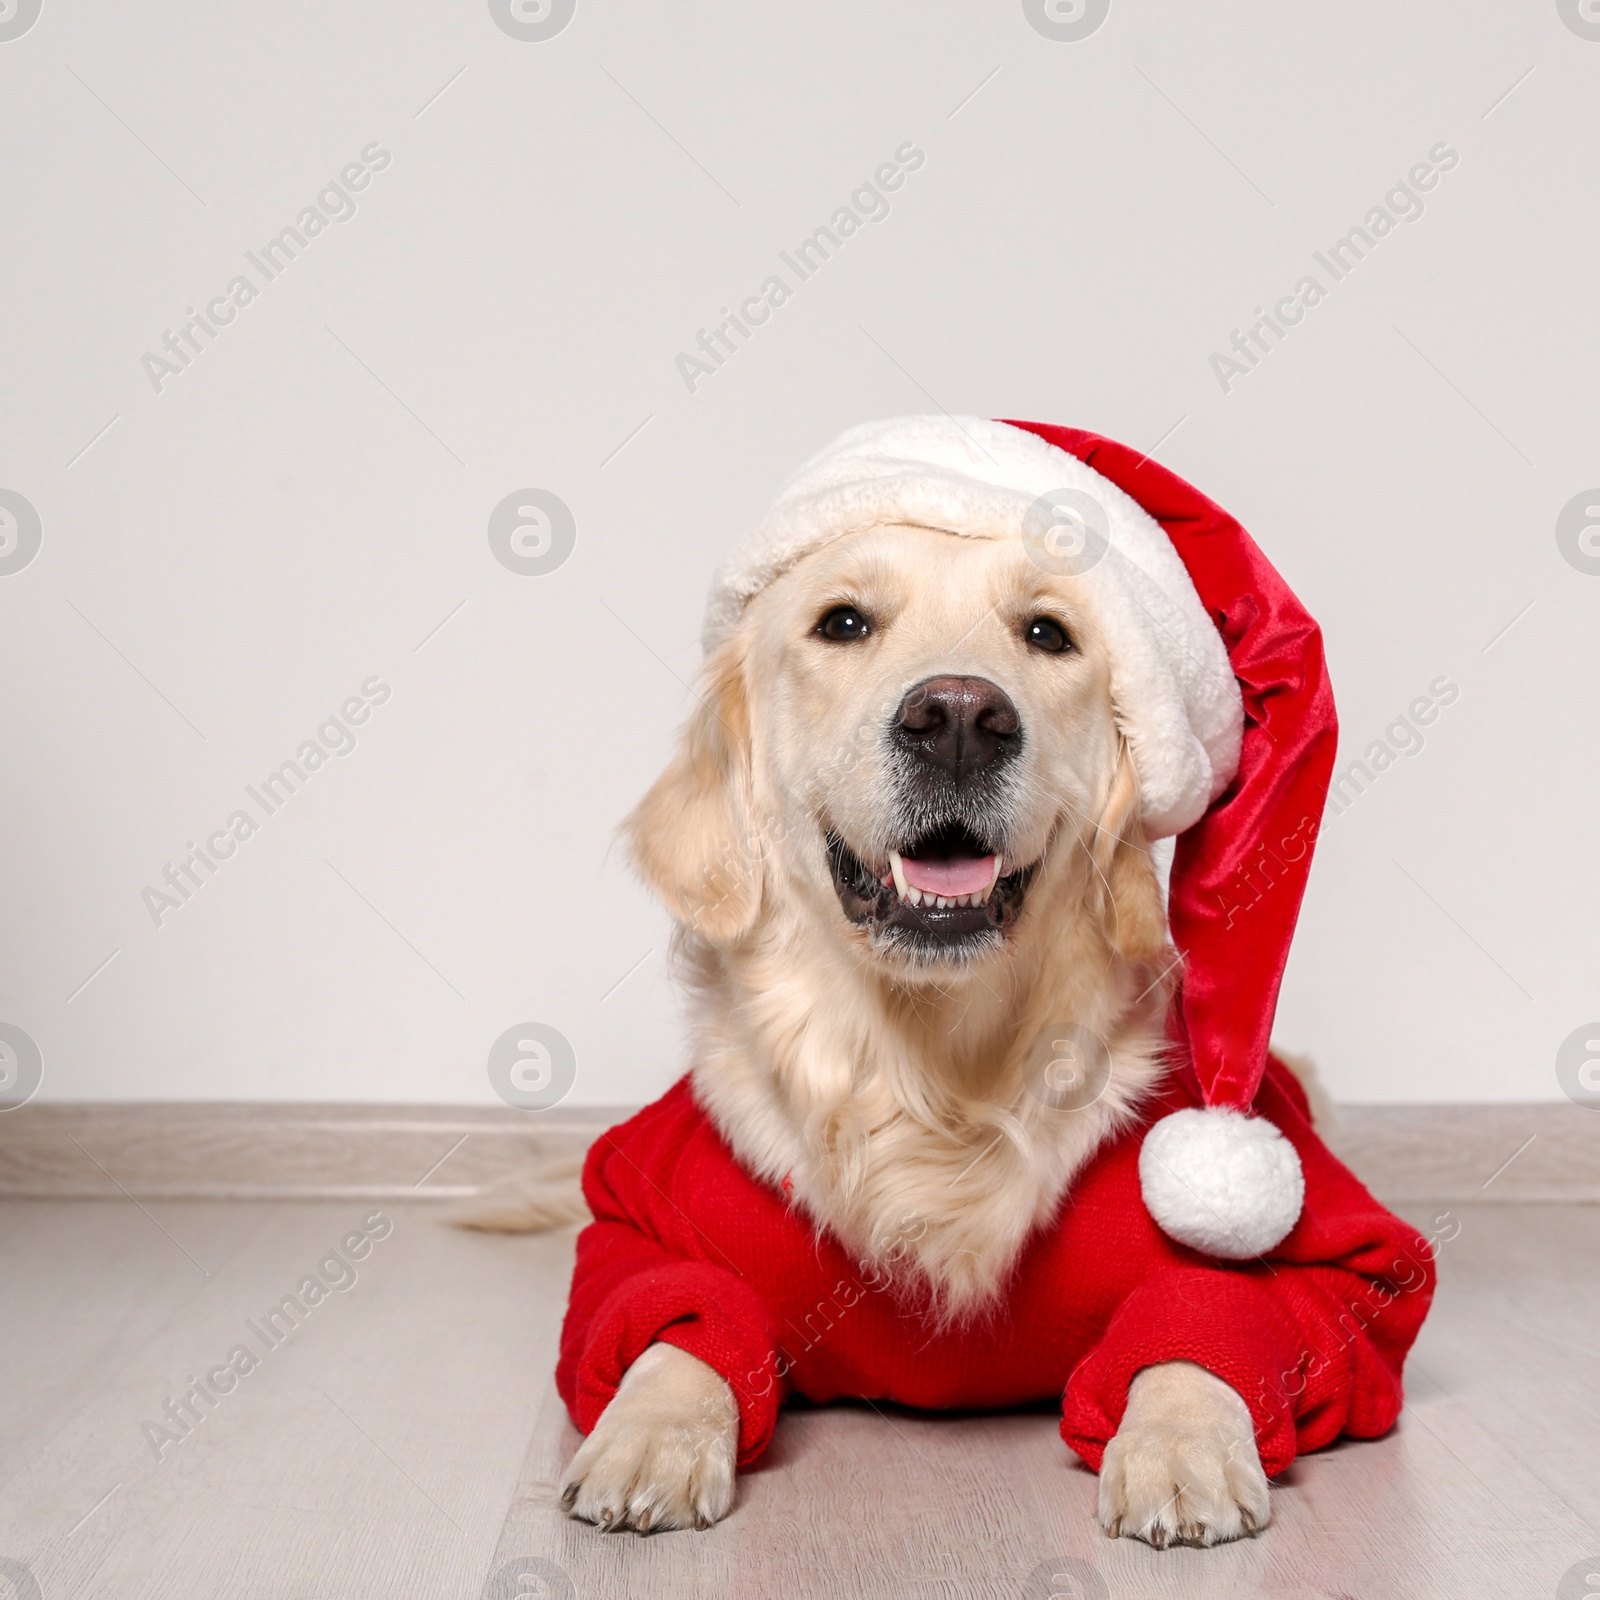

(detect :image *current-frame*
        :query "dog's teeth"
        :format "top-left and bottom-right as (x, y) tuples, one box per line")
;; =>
(889, 851), (909, 900)
(982, 857), (1003, 900)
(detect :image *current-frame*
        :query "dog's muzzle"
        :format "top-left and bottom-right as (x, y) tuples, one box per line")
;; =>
(825, 675), (1036, 961)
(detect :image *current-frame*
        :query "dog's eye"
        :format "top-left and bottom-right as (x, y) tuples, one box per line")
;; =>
(1025, 616), (1071, 654)
(817, 605), (871, 642)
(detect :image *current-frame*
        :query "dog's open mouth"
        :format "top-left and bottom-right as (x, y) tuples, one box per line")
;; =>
(825, 821), (1037, 957)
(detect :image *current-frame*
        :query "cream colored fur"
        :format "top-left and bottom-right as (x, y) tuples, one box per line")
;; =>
(546, 525), (1268, 1544)
(450, 1152), (589, 1233)
(631, 525), (1176, 1316)
(560, 1343), (737, 1532)
(1099, 1359), (1271, 1546)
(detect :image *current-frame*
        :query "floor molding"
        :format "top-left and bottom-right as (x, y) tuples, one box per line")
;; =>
(1320, 1101), (1597, 1203)
(0, 1100), (1592, 1203)
(0, 1102), (614, 1201)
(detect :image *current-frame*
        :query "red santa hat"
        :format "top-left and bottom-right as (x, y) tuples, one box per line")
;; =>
(703, 416), (1338, 1260)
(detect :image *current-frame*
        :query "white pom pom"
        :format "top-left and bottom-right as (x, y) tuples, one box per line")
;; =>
(1139, 1107), (1304, 1259)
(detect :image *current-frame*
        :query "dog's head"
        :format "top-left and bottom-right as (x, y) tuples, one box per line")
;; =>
(627, 522), (1168, 983)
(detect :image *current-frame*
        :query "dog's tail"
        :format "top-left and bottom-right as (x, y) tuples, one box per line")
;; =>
(449, 1149), (592, 1233)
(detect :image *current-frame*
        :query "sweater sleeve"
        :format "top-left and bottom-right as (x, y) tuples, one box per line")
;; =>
(1060, 1064), (1438, 1476)
(555, 1118), (783, 1467)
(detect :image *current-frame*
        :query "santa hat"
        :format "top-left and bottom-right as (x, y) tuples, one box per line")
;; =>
(704, 416), (1338, 1260)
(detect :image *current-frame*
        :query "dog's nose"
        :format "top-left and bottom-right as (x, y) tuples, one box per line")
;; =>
(893, 676), (1021, 780)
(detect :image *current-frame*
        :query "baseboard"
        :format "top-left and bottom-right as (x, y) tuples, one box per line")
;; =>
(0, 1102), (614, 1201)
(0, 1100), (1592, 1204)
(1320, 1102), (1597, 1203)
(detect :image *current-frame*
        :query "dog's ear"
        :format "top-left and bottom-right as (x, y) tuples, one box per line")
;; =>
(623, 638), (762, 943)
(1089, 738), (1170, 963)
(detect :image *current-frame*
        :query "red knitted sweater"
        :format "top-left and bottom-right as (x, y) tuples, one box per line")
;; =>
(557, 1057), (1435, 1475)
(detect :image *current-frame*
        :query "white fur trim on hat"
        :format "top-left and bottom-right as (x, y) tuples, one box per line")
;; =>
(702, 416), (1243, 837)
(1138, 1107), (1305, 1258)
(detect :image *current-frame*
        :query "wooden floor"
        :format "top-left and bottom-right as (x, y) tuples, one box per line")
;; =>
(0, 1198), (1596, 1599)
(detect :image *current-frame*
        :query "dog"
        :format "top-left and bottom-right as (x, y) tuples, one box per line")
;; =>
(479, 520), (1263, 1544)
(474, 420), (1432, 1548)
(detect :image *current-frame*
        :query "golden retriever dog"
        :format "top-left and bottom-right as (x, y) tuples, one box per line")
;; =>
(482, 516), (1278, 1546)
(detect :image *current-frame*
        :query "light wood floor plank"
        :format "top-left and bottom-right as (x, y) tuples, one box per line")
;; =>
(0, 1203), (568, 1599)
(0, 1196), (1596, 1596)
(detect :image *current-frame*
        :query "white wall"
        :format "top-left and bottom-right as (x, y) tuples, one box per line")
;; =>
(1, 0), (1595, 1108)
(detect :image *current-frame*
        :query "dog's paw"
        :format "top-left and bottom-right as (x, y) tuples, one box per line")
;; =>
(1098, 1360), (1270, 1549)
(560, 1342), (738, 1533)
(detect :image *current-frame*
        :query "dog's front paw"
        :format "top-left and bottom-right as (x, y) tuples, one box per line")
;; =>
(560, 1342), (738, 1532)
(1098, 1360), (1270, 1548)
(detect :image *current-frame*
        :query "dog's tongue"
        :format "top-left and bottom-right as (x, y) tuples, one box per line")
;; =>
(901, 852), (997, 897)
